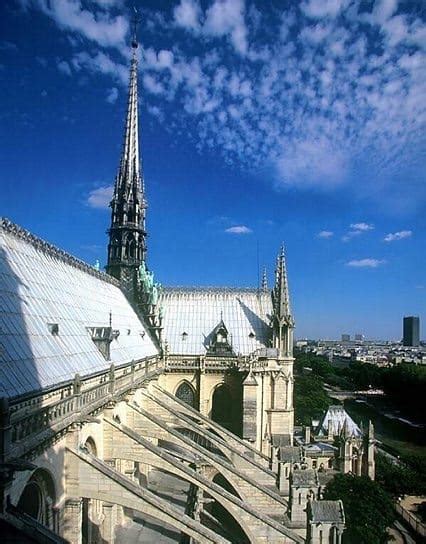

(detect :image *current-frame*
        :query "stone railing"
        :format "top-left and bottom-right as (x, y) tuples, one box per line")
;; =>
(165, 356), (248, 373)
(395, 502), (426, 538)
(8, 356), (162, 459)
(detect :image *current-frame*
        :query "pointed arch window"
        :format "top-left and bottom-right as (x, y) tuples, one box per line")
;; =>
(175, 381), (196, 408)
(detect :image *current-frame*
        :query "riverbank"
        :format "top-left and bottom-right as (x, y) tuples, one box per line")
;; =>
(344, 396), (426, 459)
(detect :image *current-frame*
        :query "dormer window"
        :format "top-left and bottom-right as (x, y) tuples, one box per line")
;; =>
(206, 319), (233, 357)
(48, 323), (59, 336)
(86, 327), (118, 360)
(182, 332), (188, 341)
(248, 332), (255, 339)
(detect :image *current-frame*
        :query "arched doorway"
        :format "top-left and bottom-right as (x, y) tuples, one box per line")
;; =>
(175, 381), (197, 408)
(211, 384), (234, 432)
(17, 469), (56, 530)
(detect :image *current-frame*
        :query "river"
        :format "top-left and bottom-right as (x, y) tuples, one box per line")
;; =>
(343, 395), (426, 458)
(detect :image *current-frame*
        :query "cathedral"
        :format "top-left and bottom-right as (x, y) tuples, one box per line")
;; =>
(0, 28), (375, 544)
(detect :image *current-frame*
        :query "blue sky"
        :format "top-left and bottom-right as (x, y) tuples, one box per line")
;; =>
(1, 0), (425, 340)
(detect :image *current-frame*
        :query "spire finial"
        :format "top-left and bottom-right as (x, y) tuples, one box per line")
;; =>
(131, 6), (141, 49)
(273, 244), (291, 318)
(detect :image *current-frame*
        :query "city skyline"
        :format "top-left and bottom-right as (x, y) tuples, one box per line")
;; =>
(1, 0), (425, 340)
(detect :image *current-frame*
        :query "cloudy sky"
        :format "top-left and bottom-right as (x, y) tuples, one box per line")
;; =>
(1, 0), (425, 340)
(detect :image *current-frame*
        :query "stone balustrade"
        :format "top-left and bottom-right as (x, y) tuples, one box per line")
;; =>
(8, 356), (162, 459)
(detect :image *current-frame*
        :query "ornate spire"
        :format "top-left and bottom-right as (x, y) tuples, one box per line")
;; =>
(272, 244), (294, 355)
(273, 245), (292, 319)
(107, 12), (146, 287)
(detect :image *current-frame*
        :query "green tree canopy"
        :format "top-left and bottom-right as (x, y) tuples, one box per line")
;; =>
(293, 374), (333, 426)
(376, 453), (426, 497)
(324, 473), (395, 544)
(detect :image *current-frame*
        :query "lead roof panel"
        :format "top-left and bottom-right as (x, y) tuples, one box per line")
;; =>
(159, 286), (273, 356)
(0, 225), (158, 399)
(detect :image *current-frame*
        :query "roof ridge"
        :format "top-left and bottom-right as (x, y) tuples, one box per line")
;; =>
(161, 286), (269, 293)
(0, 217), (120, 288)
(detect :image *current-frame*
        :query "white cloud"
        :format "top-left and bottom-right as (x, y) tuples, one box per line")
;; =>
(225, 225), (252, 234)
(371, 0), (399, 25)
(25, 1), (426, 201)
(346, 258), (386, 268)
(276, 138), (348, 188)
(29, 0), (128, 48)
(342, 222), (374, 241)
(106, 87), (118, 104)
(71, 51), (127, 86)
(317, 230), (334, 238)
(301, 0), (349, 19)
(147, 105), (164, 122)
(143, 74), (165, 95)
(204, 0), (248, 54)
(57, 59), (71, 76)
(350, 223), (374, 232)
(384, 230), (412, 242)
(87, 185), (113, 209)
(174, 0), (201, 31)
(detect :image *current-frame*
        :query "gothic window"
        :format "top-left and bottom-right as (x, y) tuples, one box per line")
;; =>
(175, 381), (196, 408)
(217, 330), (225, 342)
(129, 239), (136, 259)
(83, 437), (97, 456)
(17, 469), (56, 530)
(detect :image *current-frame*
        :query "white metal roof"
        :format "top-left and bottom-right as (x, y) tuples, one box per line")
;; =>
(0, 222), (158, 398)
(159, 286), (272, 356)
(317, 405), (362, 438)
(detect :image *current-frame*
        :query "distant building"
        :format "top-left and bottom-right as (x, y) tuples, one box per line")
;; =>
(403, 316), (420, 347)
(341, 334), (350, 342)
(355, 333), (364, 342)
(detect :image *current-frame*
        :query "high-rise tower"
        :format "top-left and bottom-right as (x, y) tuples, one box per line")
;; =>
(107, 27), (146, 292)
(403, 316), (420, 347)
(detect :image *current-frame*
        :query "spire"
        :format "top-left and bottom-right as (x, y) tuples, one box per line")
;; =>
(273, 244), (292, 319)
(106, 10), (146, 287)
(272, 243), (294, 355)
(261, 267), (268, 290)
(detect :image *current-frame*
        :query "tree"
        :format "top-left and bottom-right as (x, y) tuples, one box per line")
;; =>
(293, 374), (333, 426)
(324, 473), (395, 544)
(376, 453), (426, 497)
